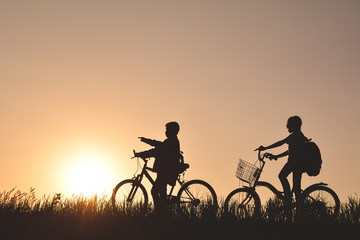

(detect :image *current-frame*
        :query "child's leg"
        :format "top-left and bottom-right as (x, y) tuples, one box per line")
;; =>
(293, 171), (304, 221)
(292, 171), (302, 202)
(151, 174), (167, 212)
(151, 179), (161, 209)
(279, 162), (293, 201)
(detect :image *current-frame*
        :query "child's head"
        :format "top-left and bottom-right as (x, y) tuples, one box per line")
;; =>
(287, 116), (302, 132)
(165, 121), (180, 137)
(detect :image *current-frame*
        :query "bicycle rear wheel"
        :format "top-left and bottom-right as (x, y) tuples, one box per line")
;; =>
(177, 180), (217, 208)
(111, 179), (148, 214)
(301, 185), (340, 216)
(224, 188), (261, 218)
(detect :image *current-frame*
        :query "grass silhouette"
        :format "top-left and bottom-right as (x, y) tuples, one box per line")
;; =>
(0, 188), (359, 239)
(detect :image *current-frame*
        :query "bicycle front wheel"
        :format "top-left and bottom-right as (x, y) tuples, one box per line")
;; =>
(111, 179), (148, 214)
(224, 188), (261, 218)
(301, 185), (340, 216)
(177, 180), (217, 208)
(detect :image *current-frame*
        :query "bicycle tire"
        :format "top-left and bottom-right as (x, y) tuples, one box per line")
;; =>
(224, 188), (261, 217)
(177, 179), (218, 207)
(301, 185), (340, 216)
(111, 179), (148, 214)
(255, 181), (286, 212)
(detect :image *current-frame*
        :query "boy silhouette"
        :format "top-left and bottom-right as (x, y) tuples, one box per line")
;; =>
(258, 116), (309, 205)
(135, 122), (181, 212)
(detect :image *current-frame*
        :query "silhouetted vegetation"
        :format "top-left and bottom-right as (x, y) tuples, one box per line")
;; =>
(0, 188), (359, 239)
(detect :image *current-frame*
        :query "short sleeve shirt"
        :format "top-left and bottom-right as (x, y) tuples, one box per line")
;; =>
(285, 131), (306, 163)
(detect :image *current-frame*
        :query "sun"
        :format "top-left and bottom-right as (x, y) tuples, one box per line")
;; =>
(65, 149), (116, 197)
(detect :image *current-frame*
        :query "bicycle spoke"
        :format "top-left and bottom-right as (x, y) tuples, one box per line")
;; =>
(224, 188), (260, 218)
(181, 186), (207, 204)
(177, 180), (217, 207)
(302, 186), (339, 215)
(112, 180), (148, 213)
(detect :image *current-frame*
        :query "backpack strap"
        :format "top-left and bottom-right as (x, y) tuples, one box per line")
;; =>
(302, 132), (311, 143)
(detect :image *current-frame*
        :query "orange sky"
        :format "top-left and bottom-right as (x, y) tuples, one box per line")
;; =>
(1, 1), (359, 201)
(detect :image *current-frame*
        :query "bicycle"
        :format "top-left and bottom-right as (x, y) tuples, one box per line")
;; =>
(111, 151), (217, 213)
(224, 149), (340, 218)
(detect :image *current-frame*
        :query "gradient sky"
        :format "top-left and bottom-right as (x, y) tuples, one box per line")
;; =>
(1, 0), (359, 201)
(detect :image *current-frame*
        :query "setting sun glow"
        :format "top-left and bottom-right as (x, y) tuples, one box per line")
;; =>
(64, 150), (116, 197)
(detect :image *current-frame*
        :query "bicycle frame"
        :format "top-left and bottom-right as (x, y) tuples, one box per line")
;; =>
(224, 150), (339, 216)
(132, 157), (185, 198)
(253, 150), (330, 200)
(133, 158), (155, 185)
(112, 153), (217, 211)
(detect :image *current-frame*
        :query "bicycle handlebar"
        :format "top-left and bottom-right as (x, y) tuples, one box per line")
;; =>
(131, 149), (138, 160)
(132, 149), (149, 162)
(254, 148), (275, 162)
(254, 148), (265, 162)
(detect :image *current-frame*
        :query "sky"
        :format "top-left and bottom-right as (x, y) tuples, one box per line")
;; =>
(1, 0), (359, 202)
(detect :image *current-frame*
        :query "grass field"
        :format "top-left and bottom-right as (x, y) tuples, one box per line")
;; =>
(0, 188), (359, 240)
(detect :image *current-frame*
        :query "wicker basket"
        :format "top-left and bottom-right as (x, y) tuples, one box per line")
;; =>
(236, 159), (261, 186)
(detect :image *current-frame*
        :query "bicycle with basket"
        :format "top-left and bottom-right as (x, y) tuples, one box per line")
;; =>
(224, 149), (340, 217)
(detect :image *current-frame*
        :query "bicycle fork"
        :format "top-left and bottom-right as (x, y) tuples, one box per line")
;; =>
(180, 187), (200, 206)
(127, 175), (143, 202)
(127, 184), (139, 202)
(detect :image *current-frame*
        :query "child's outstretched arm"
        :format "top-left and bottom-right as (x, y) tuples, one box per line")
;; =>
(138, 137), (162, 147)
(134, 148), (157, 159)
(259, 138), (287, 151)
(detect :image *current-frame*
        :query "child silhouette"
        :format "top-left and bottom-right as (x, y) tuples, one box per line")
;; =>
(258, 116), (309, 204)
(135, 122), (181, 212)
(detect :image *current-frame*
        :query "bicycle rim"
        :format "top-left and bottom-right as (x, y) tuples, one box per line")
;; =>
(112, 179), (148, 213)
(177, 180), (217, 207)
(224, 188), (260, 218)
(302, 186), (340, 216)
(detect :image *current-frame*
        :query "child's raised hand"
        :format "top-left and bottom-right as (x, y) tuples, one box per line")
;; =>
(264, 153), (278, 161)
(255, 145), (266, 151)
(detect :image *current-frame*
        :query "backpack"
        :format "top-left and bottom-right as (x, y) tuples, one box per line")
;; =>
(168, 152), (189, 186)
(177, 151), (189, 174)
(302, 140), (322, 176)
